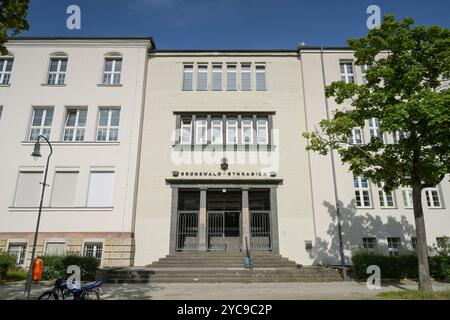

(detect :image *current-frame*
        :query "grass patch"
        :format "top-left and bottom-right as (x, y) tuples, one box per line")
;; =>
(377, 290), (450, 300)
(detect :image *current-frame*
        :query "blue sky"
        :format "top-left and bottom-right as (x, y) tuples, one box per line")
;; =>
(22, 0), (450, 49)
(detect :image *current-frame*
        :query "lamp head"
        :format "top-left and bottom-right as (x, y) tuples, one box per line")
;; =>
(31, 141), (42, 158)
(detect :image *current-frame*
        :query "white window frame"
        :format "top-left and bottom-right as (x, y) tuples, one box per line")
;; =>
(377, 182), (395, 208)
(255, 64), (266, 91)
(8, 243), (27, 266)
(256, 117), (269, 145)
(102, 57), (122, 85)
(241, 63), (252, 91)
(354, 175), (371, 208)
(368, 117), (384, 143)
(212, 64), (222, 91)
(361, 64), (370, 84)
(183, 64), (193, 91)
(226, 64), (237, 91)
(363, 237), (377, 253)
(340, 62), (354, 84)
(197, 64), (208, 91)
(425, 187), (442, 208)
(241, 117), (253, 145)
(63, 108), (87, 142)
(180, 117), (192, 144)
(211, 117), (223, 145)
(349, 126), (364, 145)
(83, 242), (103, 262)
(393, 130), (406, 144)
(29, 107), (53, 141)
(402, 187), (413, 208)
(195, 117), (208, 144)
(0, 58), (13, 85)
(45, 241), (66, 256)
(96, 108), (120, 142)
(388, 237), (401, 256)
(47, 57), (67, 85)
(226, 117), (238, 144)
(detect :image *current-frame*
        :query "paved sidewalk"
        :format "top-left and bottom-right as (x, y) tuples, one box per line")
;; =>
(1, 280), (450, 300)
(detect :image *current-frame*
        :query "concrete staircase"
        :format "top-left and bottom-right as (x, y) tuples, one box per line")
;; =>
(108, 252), (344, 283)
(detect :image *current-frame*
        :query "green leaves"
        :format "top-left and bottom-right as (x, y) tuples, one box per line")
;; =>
(0, 0), (30, 55)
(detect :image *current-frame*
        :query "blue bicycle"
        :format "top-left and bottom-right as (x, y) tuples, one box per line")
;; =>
(37, 278), (103, 300)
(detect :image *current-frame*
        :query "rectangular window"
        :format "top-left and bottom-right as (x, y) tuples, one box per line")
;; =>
(377, 182), (395, 208)
(402, 187), (413, 208)
(340, 62), (354, 83)
(388, 237), (401, 256)
(256, 116), (269, 144)
(361, 64), (370, 84)
(425, 187), (442, 208)
(96, 108), (120, 142)
(87, 171), (114, 207)
(103, 58), (122, 85)
(197, 64), (208, 90)
(45, 242), (65, 255)
(212, 64), (222, 90)
(349, 126), (363, 145)
(63, 109), (87, 142)
(180, 117), (192, 144)
(226, 117), (238, 144)
(83, 242), (103, 262)
(183, 65), (193, 90)
(241, 64), (251, 90)
(393, 130), (406, 144)
(0, 58), (13, 85)
(47, 57), (67, 85)
(195, 117), (207, 144)
(241, 117), (253, 144)
(227, 64), (236, 90)
(256, 65), (266, 91)
(368, 117), (384, 142)
(29, 107), (53, 141)
(14, 171), (42, 207)
(363, 237), (376, 252)
(211, 117), (223, 144)
(8, 243), (27, 265)
(51, 172), (78, 207)
(354, 175), (371, 208)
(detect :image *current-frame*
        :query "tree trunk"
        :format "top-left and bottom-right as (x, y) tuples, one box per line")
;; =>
(412, 185), (433, 292)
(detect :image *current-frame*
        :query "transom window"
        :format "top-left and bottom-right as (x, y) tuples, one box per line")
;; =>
(96, 108), (120, 141)
(340, 62), (354, 84)
(197, 64), (208, 90)
(354, 175), (371, 208)
(241, 64), (251, 90)
(212, 64), (222, 90)
(425, 187), (442, 208)
(0, 58), (13, 85)
(83, 242), (103, 262)
(63, 109), (87, 141)
(29, 107), (53, 141)
(8, 243), (27, 266)
(103, 57), (122, 85)
(388, 237), (400, 256)
(255, 65), (266, 91)
(47, 57), (67, 85)
(363, 237), (376, 252)
(377, 182), (395, 208)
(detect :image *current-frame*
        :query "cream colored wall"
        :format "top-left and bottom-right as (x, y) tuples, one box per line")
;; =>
(301, 50), (450, 265)
(0, 40), (149, 236)
(134, 52), (317, 265)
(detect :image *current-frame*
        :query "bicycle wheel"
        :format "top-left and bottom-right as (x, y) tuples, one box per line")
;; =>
(37, 291), (59, 300)
(81, 290), (100, 300)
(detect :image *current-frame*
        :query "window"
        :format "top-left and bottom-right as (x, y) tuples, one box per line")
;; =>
(96, 108), (120, 141)
(425, 187), (442, 208)
(0, 58), (13, 85)
(340, 62), (354, 83)
(83, 242), (103, 262)
(241, 64), (251, 90)
(14, 171), (42, 207)
(197, 64), (208, 90)
(195, 117), (207, 144)
(180, 117), (192, 144)
(241, 117), (253, 144)
(8, 243), (27, 265)
(87, 171), (114, 207)
(212, 64), (222, 90)
(368, 117), (384, 142)
(377, 182), (395, 208)
(103, 57), (122, 85)
(29, 107), (53, 141)
(226, 117), (238, 144)
(0, 106), (3, 120)
(47, 57), (67, 85)
(211, 117), (222, 144)
(388, 237), (400, 256)
(411, 237), (417, 250)
(393, 130), (406, 144)
(402, 187), (413, 208)
(227, 64), (236, 90)
(45, 242), (65, 255)
(349, 126), (363, 145)
(363, 237), (377, 252)
(354, 175), (371, 208)
(63, 109), (87, 141)
(256, 65), (266, 91)
(256, 116), (269, 144)
(361, 64), (370, 84)
(51, 172), (78, 207)
(183, 65), (193, 90)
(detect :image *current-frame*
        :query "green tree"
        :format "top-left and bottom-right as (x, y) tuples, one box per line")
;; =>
(0, 0), (29, 55)
(303, 15), (450, 292)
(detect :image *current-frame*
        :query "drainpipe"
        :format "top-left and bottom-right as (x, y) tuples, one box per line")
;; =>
(319, 47), (346, 273)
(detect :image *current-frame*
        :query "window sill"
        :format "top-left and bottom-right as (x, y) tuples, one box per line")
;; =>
(0, 84), (11, 87)
(9, 207), (114, 212)
(21, 141), (120, 146)
(355, 206), (374, 210)
(97, 84), (123, 87)
(172, 144), (277, 151)
(41, 84), (67, 87)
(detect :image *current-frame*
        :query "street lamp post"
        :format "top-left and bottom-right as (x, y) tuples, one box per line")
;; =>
(24, 135), (53, 300)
